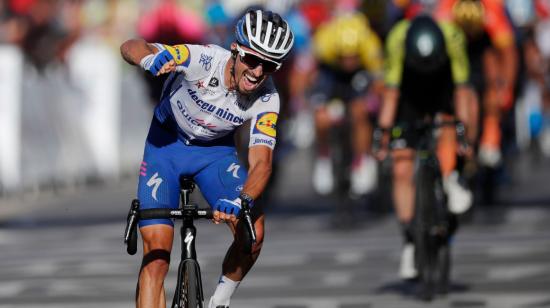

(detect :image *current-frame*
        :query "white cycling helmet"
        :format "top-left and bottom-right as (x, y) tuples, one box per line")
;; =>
(235, 9), (294, 61)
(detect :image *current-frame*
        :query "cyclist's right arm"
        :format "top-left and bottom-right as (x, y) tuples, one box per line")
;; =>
(379, 20), (408, 130)
(120, 39), (192, 76)
(120, 39), (159, 66)
(375, 20), (408, 159)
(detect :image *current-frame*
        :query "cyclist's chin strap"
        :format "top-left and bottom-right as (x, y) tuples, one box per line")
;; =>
(229, 49), (238, 92)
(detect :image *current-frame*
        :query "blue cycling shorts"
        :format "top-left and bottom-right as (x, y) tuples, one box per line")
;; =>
(137, 118), (248, 227)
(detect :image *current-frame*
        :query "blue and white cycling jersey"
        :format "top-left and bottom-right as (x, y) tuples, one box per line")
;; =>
(137, 44), (280, 226)
(153, 43), (280, 149)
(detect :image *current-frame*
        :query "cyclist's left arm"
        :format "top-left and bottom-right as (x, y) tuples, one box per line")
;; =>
(484, 0), (518, 109)
(379, 20), (408, 129)
(441, 22), (470, 125)
(242, 91), (280, 199)
(242, 145), (274, 200)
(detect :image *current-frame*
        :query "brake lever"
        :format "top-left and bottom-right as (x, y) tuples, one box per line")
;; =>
(124, 199), (140, 255)
(240, 199), (257, 244)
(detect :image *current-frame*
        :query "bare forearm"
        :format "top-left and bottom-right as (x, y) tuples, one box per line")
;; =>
(454, 85), (470, 124)
(500, 46), (518, 89)
(120, 38), (157, 66)
(242, 162), (272, 199)
(379, 87), (399, 128)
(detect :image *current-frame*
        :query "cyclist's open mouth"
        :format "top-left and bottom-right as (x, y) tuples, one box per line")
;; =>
(242, 72), (262, 91)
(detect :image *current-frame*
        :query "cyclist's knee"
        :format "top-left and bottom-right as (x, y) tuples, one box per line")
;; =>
(234, 215), (264, 255)
(140, 251), (171, 280)
(349, 99), (368, 122)
(392, 150), (414, 181)
(252, 218), (265, 255)
(251, 235), (264, 255)
(315, 107), (332, 131)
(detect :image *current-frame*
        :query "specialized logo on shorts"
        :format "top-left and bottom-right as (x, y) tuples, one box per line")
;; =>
(146, 172), (163, 201)
(253, 112), (278, 138)
(227, 163), (241, 179)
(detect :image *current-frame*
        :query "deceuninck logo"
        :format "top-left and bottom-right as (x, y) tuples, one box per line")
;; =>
(253, 112), (278, 138)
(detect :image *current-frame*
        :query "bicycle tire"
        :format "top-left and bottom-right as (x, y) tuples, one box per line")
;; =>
(173, 260), (201, 308)
(436, 241), (451, 295)
(414, 163), (438, 301)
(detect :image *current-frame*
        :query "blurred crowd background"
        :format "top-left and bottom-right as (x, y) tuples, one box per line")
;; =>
(1, 0), (550, 206)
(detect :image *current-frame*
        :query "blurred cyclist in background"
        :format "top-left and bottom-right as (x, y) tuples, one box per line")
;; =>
(436, 0), (518, 168)
(377, 14), (473, 279)
(120, 9), (293, 308)
(506, 0), (550, 155)
(310, 12), (384, 196)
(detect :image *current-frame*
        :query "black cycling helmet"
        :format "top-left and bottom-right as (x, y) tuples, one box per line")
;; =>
(404, 15), (448, 74)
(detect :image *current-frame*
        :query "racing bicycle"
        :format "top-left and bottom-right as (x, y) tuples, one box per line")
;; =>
(381, 119), (465, 301)
(124, 177), (257, 308)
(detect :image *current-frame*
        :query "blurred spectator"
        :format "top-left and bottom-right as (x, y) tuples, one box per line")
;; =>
(508, 0), (550, 155)
(1, 0), (81, 71)
(204, 1), (232, 49)
(137, 0), (207, 104)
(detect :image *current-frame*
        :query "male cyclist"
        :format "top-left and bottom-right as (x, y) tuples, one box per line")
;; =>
(120, 9), (293, 308)
(436, 0), (518, 167)
(377, 15), (473, 279)
(310, 12), (384, 196)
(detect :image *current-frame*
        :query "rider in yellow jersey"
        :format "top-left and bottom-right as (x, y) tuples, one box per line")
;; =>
(377, 14), (474, 279)
(310, 12), (385, 196)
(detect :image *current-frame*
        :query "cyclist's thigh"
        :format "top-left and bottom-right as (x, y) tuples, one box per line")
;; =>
(140, 224), (175, 254)
(194, 153), (248, 209)
(308, 66), (336, 108)
(137, 123), (181, 227)
(392, 148), (415, 180)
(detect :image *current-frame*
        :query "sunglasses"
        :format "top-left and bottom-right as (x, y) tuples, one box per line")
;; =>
(236, 45), (281, 73)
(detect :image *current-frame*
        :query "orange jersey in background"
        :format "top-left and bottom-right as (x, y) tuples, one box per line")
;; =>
(435, 0), (515, 49)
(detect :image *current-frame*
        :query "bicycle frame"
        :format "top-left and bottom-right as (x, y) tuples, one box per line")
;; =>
(410, 120), (459, 300)
(173, 181), (205, 308)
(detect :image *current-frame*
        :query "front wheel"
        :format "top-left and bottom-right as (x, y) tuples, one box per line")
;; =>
(413, 163), (438, 301)
(173, 260), (201, 308)
(436, 240), (451, 295)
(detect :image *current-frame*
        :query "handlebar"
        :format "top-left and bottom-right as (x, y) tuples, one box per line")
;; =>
(374, 120), (469, 152)
(124, 199), (257, 256)
(139, 208), (213, 220)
